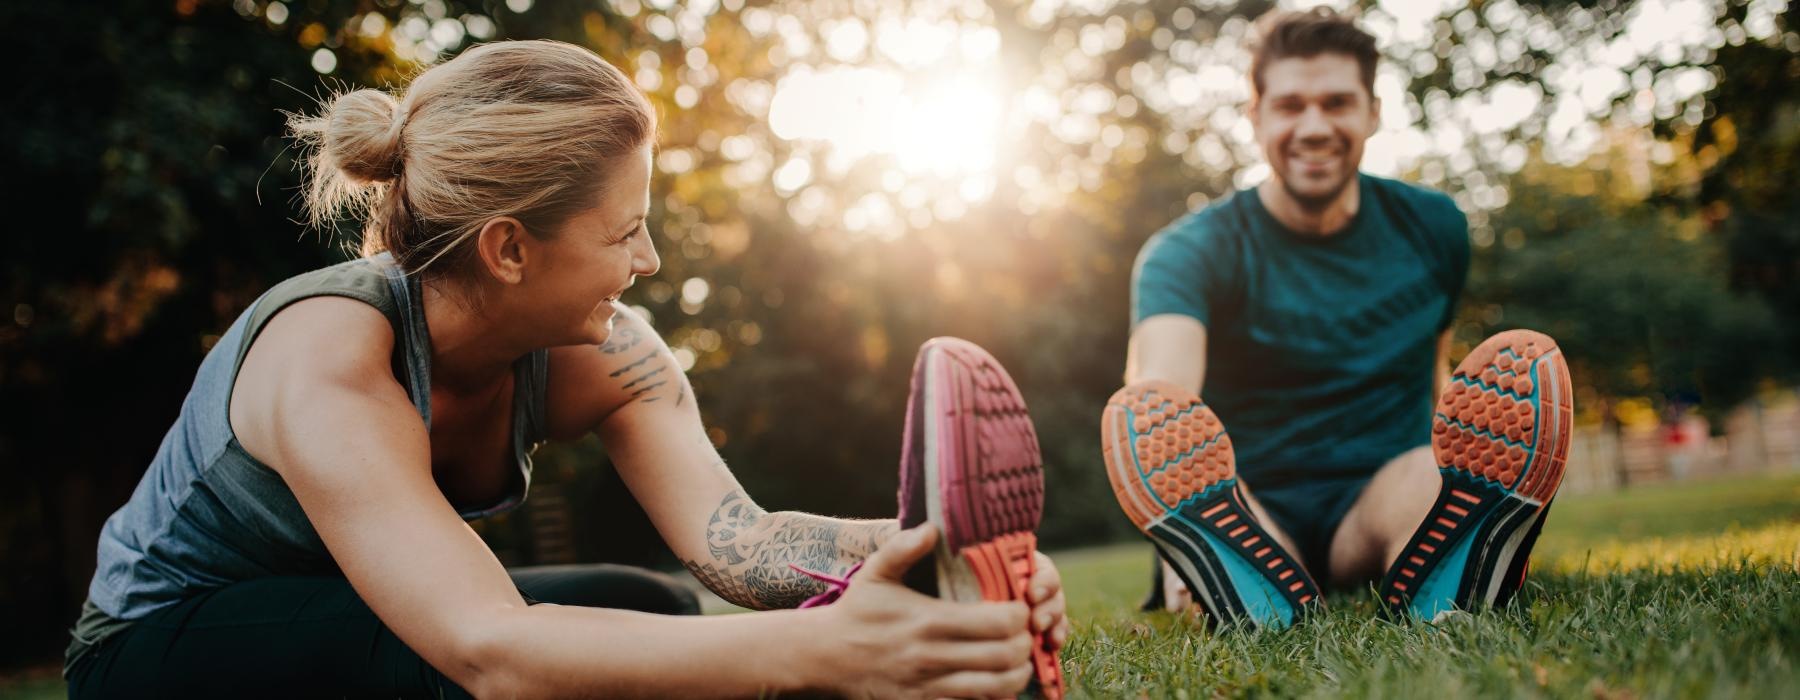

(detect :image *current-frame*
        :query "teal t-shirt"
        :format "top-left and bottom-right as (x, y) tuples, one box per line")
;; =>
(1131, 173), (1470, 486)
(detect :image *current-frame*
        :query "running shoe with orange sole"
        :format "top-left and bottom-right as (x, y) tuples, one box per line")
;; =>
(1380, 329), (1573, 620)
(897, 337), (1064, 699)
(1101, 381), (1320, 628)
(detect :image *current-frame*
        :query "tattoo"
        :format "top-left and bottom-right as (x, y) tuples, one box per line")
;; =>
(610, 347), (682, 404)
(622, 365), (667, 391)
(680, 489), (898, 609)
(599, 326), (643, 354)
(610, 350), (657, 378)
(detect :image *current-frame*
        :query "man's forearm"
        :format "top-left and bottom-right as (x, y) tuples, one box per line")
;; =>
(681, 489), (899, 610)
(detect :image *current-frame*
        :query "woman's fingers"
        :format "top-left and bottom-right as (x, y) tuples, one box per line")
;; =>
(917, 599), (1028, 640)
(858, 523), (938, 584)
(1029, 587), (1066, 635)
(916, 632), (1032, 674)
(1029, 552), (1060, 604)
(923, 663), (1035, 699)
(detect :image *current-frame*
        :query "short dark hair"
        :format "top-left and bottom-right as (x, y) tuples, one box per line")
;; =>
(1247, 8), (1379, 99)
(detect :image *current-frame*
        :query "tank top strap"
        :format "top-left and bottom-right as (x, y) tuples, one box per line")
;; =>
(518, 347), (550, 447)
(382, 259), (435, 426)
(231, 255), (431, 421)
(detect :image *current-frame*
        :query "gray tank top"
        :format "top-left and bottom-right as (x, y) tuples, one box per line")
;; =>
(67, 255), (548, 669)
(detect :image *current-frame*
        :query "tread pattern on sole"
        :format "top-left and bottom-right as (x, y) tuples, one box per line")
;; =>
(1101, 381), (1320, 627)
(909, 337), (1062, 699)
(1382, 329), (1573, 615)
(931, 339), (1045, 552)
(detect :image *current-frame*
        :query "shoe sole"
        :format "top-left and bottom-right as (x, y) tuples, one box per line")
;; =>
(1380, 329), (1573, 619)
(912, 338), (1064, 698)
(1101, 381), (1319, 628)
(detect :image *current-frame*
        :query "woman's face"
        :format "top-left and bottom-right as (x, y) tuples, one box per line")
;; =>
(519, 145), (660, 347)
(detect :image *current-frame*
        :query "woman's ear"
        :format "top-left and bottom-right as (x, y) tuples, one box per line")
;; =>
(475, 216), (529, 285)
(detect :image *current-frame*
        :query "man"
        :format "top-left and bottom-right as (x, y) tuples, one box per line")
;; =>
(1101, 8), (1572, 626)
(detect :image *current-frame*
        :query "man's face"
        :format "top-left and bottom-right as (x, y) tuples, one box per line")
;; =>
(1251, 53), (1379, 209)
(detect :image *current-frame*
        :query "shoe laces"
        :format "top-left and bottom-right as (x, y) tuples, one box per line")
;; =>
(791, 561), (863, 608)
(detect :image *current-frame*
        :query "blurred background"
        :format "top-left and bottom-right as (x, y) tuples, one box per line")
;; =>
(2, 0), (1796, 674)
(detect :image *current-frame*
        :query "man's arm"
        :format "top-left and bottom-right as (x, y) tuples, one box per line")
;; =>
(1126, 313), (1210, 392)
(546, 307), (896, 610)
(1433, 329), (1454, 401)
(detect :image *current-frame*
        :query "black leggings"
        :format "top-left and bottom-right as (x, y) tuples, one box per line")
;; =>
(67, 564), (701, 699)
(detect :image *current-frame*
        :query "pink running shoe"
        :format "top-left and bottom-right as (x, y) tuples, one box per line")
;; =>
(897, 337), (1063, 699)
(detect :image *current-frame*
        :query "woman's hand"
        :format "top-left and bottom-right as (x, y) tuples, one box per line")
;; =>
(814, 524), (1034, 699)
(1029, 551), (1070, 652)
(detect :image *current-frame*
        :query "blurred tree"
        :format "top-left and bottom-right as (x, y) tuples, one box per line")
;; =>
(1469, 157), (1783, 420)
(0, 0), (471, 665)
(1390, 0), (1798, 389)
(1685, 2), (1800, 375)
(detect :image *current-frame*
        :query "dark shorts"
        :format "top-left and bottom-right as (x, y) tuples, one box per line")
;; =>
(1249, 472), (1376, 584)
(67, 564), (700, 699)
(1142, 469), (1379, 609)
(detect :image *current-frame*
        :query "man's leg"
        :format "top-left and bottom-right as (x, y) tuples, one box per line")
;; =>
(1337, 330), (1573, 617)
(1153, 484), (1307, 611)
(1325, 445), (1439, 586)
(1103, 381), (1321, 627)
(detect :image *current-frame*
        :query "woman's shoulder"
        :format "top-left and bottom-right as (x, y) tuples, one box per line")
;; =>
(541, 304), (688, 442)
(228, 294), (409, 469)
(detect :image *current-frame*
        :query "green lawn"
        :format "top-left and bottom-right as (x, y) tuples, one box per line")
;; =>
(1055, 471), (1800, 698)
(6, 472), (1797, 699)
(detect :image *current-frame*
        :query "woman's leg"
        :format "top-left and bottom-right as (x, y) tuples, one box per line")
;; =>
(68, 565), (699, 698)
(67, 576), (467, 699)
(507, 563), (702, 615)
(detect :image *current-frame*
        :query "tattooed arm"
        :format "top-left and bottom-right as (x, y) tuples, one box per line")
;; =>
(544, 306), (899, 609)
(685, 490), (898, 609)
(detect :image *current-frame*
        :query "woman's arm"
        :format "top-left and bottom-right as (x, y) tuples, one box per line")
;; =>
(547, 307), (1067, 649)
(234, 298), (1031, 697)
(682, 488), (899, 609)
(546, 307), (898, 610)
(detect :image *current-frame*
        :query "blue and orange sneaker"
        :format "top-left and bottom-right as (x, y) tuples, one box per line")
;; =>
(1380, 329), (1573, 620)
(1101, 381), (1320, 628)
(898, 337), (1064, 698)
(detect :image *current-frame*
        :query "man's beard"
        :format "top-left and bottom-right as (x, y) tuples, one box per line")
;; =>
(1281, 168), (1354, 212)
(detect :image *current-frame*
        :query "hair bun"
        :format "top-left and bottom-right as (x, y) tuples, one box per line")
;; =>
(324, 89), (405, 184)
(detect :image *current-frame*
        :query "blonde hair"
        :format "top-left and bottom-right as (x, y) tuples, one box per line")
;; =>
(289, 40), (656, 277)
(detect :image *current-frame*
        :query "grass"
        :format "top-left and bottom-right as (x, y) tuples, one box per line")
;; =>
(1055, 471), (1800, 698)
(5, 472), (1796, 699)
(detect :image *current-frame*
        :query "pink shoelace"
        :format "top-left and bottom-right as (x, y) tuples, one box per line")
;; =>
(792, 561), (863, 608)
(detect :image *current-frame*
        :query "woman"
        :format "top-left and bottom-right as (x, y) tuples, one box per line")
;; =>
(66, 40), (1067, 698)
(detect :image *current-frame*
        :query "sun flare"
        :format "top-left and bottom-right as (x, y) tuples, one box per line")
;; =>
(768, 66), (1004, 180)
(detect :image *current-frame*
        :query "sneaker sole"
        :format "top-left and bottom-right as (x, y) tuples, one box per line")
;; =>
(914, 338), (1064, 698)
(1380, 329), (1573, 619)
(1101, 380), (1319, 628)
